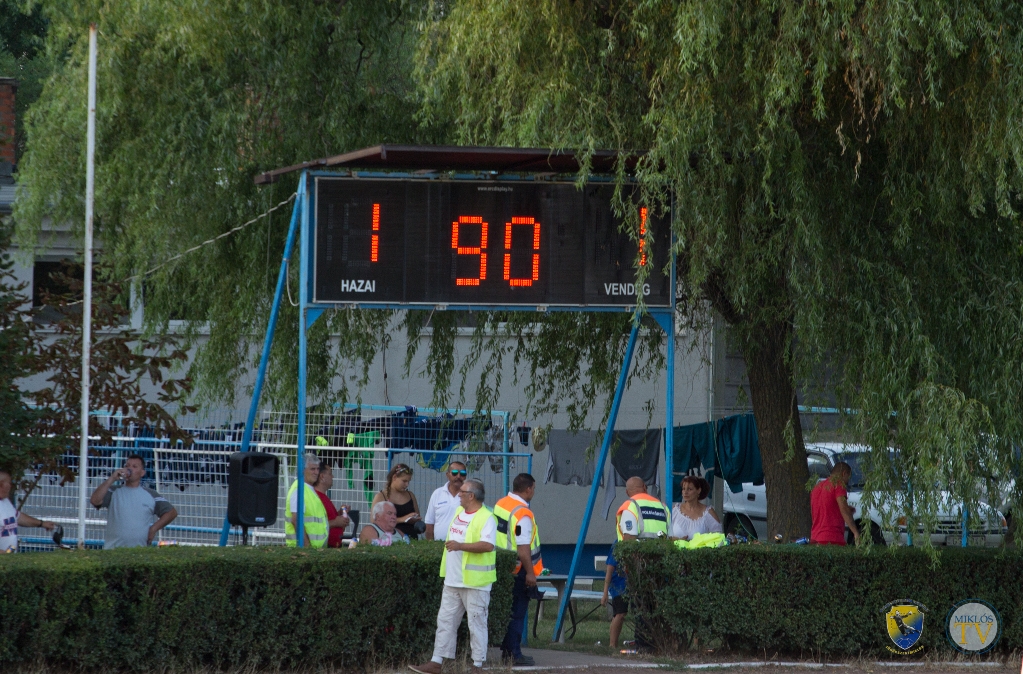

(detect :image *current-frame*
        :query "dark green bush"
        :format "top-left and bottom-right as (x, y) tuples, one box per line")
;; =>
(0, 542), (515, 670)
(617, 542), (1022, 657)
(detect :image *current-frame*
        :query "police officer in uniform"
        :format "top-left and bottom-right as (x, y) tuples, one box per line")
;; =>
(616, 476), (671, 540)
(614, 476), (670, 651)
(495, 473), (543, 666)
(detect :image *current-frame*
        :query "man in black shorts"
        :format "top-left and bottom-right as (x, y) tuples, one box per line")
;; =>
(601, 541), (628, 648)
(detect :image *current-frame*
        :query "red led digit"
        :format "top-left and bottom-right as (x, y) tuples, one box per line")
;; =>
(371, 203), (380, 262)
(503, 216), (540, 287)
(639, 207), (648, 267)
(451, 216), (488, 286)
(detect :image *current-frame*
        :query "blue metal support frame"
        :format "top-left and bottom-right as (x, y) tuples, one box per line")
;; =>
(220, 174), (305, 546)
(234, 168), (680, 563)
(550, 216), (677, 642)
(551, 317), (640, 643)
(295, 175), (314, 547)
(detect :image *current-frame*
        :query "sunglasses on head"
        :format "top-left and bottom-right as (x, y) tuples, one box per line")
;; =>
(450, 469), (467, 477)
(394, 465), (413, 476)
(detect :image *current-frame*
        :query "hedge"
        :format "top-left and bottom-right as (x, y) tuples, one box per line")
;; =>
(0, 543), (515, 671)
(617, 542), (1022, 657)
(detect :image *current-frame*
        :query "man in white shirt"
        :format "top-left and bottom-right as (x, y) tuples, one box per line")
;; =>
(423, 461), (467, 540)
(0, 469), (56, 553)
(410, 478), (496, 674)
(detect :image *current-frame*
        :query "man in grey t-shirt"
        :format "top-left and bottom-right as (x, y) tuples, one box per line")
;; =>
(90, 453), (177, 549)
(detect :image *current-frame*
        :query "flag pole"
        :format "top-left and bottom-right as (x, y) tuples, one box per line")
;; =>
(78, 24), (97, 549)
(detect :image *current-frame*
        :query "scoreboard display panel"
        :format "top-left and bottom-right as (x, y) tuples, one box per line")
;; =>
(313, 177), (671, 308)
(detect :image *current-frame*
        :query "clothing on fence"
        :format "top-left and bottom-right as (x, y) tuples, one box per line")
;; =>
(601, 429), (662, 519)
(392, 409), (489, 472)
(671, 413), (763, 494)
(544, 430), (600, 486)
(715, 414), (763, 493)
(343, 430), (379, 503)
(611, 429), (661, 483)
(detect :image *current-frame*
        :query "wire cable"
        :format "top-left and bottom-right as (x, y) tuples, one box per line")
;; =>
(130, 192), (297, 281)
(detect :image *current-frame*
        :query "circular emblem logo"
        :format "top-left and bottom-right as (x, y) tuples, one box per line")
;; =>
(945, 599), (1001, 654)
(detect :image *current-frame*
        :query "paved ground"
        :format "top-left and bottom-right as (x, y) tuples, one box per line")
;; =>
(472, 647), (1016, 674)
(485, 646), (659, 670)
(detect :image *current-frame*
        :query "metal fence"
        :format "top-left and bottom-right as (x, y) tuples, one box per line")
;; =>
(17, 404), (528, 550)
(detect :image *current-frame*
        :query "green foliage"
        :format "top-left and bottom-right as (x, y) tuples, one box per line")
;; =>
(18, 265), (195, 505)
(0, 244), (194, 503)
(16, 0), (1023, 540)
(14, 0), (439, 410)
(617, 541), (1023, 655)
(0, 0), (51, 162)
(0, 222), (44, 477)
(416, 0), (1023, 535)
(0, 543), (516, 671)
(0, 0), (47, 59)
(11, 0), (668, 437)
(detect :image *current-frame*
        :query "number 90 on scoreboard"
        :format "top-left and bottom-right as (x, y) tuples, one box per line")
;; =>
(312, 177), (671, 308)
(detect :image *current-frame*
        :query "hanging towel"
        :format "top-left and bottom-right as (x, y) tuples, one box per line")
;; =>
(715, 413), (764, 493)
(611, 429), (662, 483)
(601, 429), (663, 519)
(671, 421), (717, 496)
(545, 430), (600, 486)
(672, 413), (764, 494)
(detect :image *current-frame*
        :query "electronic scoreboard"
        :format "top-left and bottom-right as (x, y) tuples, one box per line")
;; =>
(313, 177), (671, 308)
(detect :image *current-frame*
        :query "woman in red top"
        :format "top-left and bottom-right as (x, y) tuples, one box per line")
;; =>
(810, 461), (860, 545)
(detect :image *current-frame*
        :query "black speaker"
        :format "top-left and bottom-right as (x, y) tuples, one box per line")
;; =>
(227, 452), (280, 527)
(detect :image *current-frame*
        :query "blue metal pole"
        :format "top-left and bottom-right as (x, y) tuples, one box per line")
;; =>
(665, 222), (677, 505)
(961, 506), (968, 547)
(503, 412), (510, 496)
(664, 312), (675, 506)
(241, 179), (304, 454)
(220, 176), (304, 547)
(552, 317), (640, 643)
(296, 171), (313, 547)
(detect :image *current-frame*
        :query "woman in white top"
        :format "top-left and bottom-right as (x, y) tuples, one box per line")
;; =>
(671, 476), (723, 540)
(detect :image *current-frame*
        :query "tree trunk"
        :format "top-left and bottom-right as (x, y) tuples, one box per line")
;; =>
(744, 319), (811, 541)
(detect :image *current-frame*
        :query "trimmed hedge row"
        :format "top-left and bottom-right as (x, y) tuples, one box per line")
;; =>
(617, 542), (1022, 657)
(0, 543), (515, 670)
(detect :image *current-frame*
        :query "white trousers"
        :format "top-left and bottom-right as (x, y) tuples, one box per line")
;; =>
(431, 585), (491, 666)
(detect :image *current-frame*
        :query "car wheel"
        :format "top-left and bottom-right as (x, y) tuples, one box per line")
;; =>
(724, 514), (758, 540)
(846, 520), (886, 546)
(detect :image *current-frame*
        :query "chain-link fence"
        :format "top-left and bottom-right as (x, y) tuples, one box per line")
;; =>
(17, 405), (528, 550)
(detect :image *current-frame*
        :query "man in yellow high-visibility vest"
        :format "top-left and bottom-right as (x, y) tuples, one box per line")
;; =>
(410, 478), (496, 674)
(616, 476), (670, 541)
(285, 453), (328, 548)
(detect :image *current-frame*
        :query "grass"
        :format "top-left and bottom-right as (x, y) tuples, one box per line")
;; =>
(525, 597), (636, 656)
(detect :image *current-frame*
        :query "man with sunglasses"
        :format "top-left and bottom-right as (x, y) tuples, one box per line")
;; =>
(424, 462), (468, 541)
(411, 478), (496, 674)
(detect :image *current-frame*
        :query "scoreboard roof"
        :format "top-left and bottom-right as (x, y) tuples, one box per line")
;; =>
(253, 144), (644, 185)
